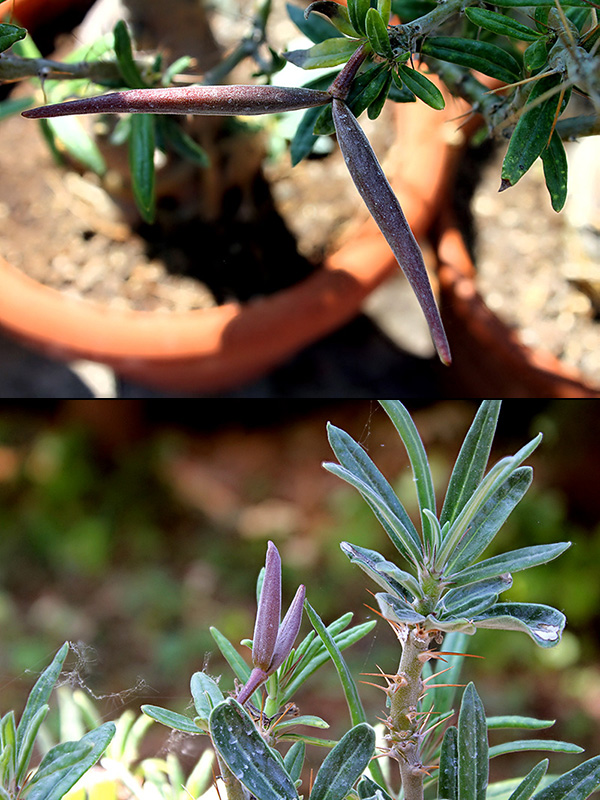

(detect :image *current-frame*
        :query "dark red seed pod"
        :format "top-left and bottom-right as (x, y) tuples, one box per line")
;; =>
(22, 84), (333, 118)
(332, 97), (451, 365)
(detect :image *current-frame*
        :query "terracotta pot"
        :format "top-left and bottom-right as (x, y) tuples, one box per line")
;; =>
(436, 207), (600, 397)
(0, 84), (467, 393)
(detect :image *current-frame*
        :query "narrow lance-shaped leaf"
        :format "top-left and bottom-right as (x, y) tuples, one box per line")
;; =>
(141, 704), (203, 734)
(440, 400), (502, 529)
(506, 759), (548, 800)
(340, 541), (422, 599)
(326, 422), (422, 561)
(285, 37), (361, 69)
(445, 466), (533, 574)
(331, 100), (451, 365)
(304, 1), (360, 37)
(439, 725), (459, 800)
(532, 754), (600, 799)
(22, 85), (333, 119)
(396, 64), (445, 110)
(379, 400), (438, 552)
(210, 699), (298, 800)
(365, 8), (393, 58)
(113, 20), (146, 88)
(464, 7), (542, 41)
(501, 74), (563, 190)
(541, 130), (568, 212)
(489, 739), (583, 758)
(458, 683), (488, 800)
(472, 602), (566, 648)
(309, 723), (375, 800)
(17, 643), (69, 750)
(129, 113), (156, 223)
(421, 37), (521, 83)
(447, 541), (571, 588)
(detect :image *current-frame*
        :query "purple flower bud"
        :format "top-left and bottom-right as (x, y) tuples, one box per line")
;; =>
(236, 542), (305, 705)
(21, 85), (332, 119)
(331, 97), (452, 366)
(252, 541), (281, 673)
(269, 583), (306, 673)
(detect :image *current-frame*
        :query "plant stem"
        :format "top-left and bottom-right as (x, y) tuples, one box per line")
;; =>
(0, 54), (152, 85)
(388, 626), (432, 800)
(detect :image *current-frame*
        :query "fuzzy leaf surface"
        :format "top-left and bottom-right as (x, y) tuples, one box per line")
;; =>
(309, 723), (375, 800)
(210, 699), (298, 800)
(440, 401), (501, 528)
(506, 759), (549, 800)
(472, 602), (566, 647)
(447, 542), (571, 588)
(458, 683), (488, 800)
(532, 754), (600, 799)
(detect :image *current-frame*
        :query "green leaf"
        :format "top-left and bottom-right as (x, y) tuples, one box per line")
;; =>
(440, 574), (511, 618)
(284, 740), (305, 783)
(348, 0), (371, 35)
(447, 542), (571, 588)
(379, 402), (437, 554)
(365, 8), (393, 57)
(305, 1), (360, 37)
(487, 717), (555, 730)
(287, 2), (344, 42)
(489, 740), (583, 759)
(281, 620), (376, 703)
(17, 643), (69, 751)
(358, 776), (394, 800)
(464, 8), (541, 41)
(492, 0), (589, 7)
(445, 467), (533, 574)
(396, 64), (445, 109)
(276, 715), (330, 731)
(436, 434), (542, 570)
(309, 723), (375, 800)
(210, 699), (298, 800)
(141, 705), (202, 734)
(113, 20), (146, 88)
(440, 725), (459, 800)
(376, 592), (427, 625)
(210, 627), (252, 684)
(440, 401), (502, 529)
(45, 116), (107, 175)
(0, 23), (26, 54)
(16, 705), (48, 786)
(532, 754), (600, 799)
(523, 38), (549, 71)
(458, 683), (488, 800)
(367, 71), (392, 119)
(1, 711), (17, 784)
(507, 759), (549, 800)
(325, 423), (422, 565)
(158, 117), (210, 167)
(421, 36), (521, 83)
(285, 37), (360, 69)
(541, 130), (568, 212)
(472, 602), (566, 647)
(190, 672), (224, 723)
(501, 74), (563, 189)
(25, 723), (115, 800)
(304, 602), (367, 727)
(129, 113), (156, 223)
(340, 542), (422, 599)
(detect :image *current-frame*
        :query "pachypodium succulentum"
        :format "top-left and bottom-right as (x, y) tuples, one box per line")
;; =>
(324, 400), (571, 796)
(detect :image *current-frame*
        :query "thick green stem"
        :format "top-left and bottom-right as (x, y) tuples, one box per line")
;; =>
(388, 627), (432, 800)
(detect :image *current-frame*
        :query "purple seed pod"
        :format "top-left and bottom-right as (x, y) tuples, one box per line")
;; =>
(269, 584), (306, 673)
(331, 97), (451, 365)
(21, 84), (333, 119)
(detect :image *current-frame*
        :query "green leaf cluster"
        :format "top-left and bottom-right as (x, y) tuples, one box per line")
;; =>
(326, 401), (571, 647)
(0, 644), (115, 800)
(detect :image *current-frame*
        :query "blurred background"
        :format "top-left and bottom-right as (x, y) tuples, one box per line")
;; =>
(0, 399), (598, 784)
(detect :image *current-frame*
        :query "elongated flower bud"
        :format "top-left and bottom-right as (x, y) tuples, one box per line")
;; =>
(252, 541), (281, 672)
(269, 584), (306, 673)
(22, 85), (332, 119)
(331, 98), (451, 366)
